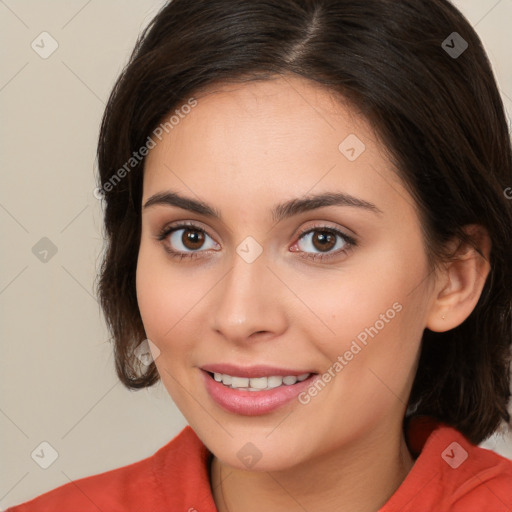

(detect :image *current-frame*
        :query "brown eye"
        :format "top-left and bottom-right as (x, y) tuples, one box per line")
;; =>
(157, 223), (220, 259)
(310, 231), (337, 252)
(292, 226), (357, 262)
(297, 228), (350, 254)
(181, 229), (205, 250)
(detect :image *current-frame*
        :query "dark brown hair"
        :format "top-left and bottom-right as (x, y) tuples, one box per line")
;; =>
(95, 0), (512, 444)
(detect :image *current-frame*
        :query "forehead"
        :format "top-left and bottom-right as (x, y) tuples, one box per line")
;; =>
(142, 76), (409, 220)
(146, 76), (368, 166)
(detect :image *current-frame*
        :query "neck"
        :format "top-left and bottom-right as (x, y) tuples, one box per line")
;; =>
(210, 420), (414, 512)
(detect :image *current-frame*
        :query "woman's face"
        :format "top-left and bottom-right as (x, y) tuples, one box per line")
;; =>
(136, 75), (437, 471)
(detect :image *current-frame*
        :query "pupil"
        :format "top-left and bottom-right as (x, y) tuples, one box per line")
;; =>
(184, 230), (204, 249)
(314, 232), (335, 251)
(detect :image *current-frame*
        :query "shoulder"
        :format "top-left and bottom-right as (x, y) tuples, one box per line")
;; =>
(6, 426), (216, 512)
(382, 418), (512, 512)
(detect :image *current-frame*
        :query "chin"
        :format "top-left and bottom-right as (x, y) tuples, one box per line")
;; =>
(195, 424), (316, 472)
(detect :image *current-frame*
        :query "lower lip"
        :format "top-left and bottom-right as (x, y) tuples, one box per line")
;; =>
(201, 370), (318, 416)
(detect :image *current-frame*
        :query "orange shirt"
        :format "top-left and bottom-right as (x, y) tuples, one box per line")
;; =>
(6, 417), (512, 511)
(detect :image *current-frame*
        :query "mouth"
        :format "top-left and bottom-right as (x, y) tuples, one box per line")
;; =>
(200, 364), (319, 415)
(205, 371), (312, 391)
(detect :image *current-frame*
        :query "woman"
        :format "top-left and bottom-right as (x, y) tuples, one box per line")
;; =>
(8, 0), (512, 510)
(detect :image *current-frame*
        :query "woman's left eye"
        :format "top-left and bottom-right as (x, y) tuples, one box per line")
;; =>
(292, 226), (357, 261)
(157, 223), (356, 262)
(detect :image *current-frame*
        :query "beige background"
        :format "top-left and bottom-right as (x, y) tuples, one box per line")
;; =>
(1, 0), (511, 508)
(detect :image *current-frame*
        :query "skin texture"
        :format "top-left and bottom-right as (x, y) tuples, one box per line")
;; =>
(136, 75), (491, 511)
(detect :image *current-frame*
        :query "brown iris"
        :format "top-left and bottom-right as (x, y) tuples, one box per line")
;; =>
(182, 229), (205, 250)
(311, 230), (336, 252)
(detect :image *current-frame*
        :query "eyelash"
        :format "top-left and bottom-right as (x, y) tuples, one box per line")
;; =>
(156, 221), (357, 262)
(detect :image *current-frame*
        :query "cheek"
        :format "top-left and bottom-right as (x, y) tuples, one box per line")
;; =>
(289, 259), (420, 357)
(135, 243), (189, 346)
(135, 241), (214, 361)
(291, 240), (427, 396)
(135, 245), (166, 338)
(135, 247), (196, 404)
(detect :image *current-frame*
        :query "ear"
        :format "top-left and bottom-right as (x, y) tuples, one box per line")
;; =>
(426, 225), (491, 333)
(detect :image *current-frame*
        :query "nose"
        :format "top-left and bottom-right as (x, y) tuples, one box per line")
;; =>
(210, 247), (289, 345)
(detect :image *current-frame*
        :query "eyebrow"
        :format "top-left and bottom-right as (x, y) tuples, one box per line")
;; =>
(143, 190), (383, 223)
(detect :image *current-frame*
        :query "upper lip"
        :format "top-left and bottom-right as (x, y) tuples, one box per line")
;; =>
(201, 363), (316, 378)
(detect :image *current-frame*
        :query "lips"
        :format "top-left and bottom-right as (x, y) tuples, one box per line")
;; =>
(200, 364), (319, 415)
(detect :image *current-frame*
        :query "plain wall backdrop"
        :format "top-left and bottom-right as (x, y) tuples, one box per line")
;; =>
(1, 0), (511, 508)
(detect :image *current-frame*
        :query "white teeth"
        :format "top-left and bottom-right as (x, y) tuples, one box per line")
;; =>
(212, 372), (311, 390)
(267, 376), (283, 388)
(231, 376), (250, 387)
(249, 377), (268, 389)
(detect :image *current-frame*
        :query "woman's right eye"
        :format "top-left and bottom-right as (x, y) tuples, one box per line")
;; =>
(157, 223), (220, 260)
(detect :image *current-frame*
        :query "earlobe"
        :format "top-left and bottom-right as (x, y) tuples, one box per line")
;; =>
(426, 225), (491, 333)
